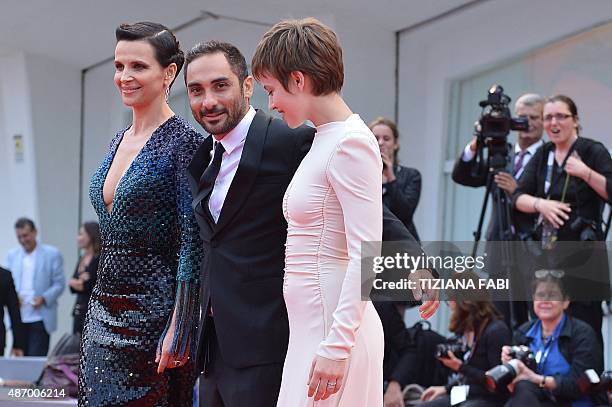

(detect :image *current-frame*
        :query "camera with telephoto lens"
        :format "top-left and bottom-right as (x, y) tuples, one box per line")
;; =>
(484, 345), (537, 392)
(435, 339), (469, 360)
(473, 85), (529, 171)
(577, 370), (612, 394)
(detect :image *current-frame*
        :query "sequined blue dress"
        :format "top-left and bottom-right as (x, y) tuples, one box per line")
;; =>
(78, 115), (203, 406)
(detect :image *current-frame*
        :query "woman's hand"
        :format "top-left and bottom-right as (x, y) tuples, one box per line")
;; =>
(384, 381), (404, 407)
(307, 355), (347, 401)
(438, 351), (462, 371)
(420, 385), (446, 401)
(538, 199), (571, 229)
(381, 153), (396, 183)
(68, 278), (83, 291)
(155, 314), (188, 373)
(500, 345), (512, 363)
(507, 360), (540, 392)
(564, 153), (590, 180)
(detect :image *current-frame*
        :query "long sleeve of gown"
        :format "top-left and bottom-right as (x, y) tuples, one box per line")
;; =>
(158, 129), (203, 360)
(317, 132), (383, 361)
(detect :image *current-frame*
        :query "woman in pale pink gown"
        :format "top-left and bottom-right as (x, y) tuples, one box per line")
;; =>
(253, 18), (385, 406)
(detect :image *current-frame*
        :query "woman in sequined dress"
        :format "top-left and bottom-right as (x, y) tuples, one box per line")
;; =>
(78, 22), (203, 406)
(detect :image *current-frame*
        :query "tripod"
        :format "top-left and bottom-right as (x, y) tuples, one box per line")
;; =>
(471, 166), (524, 329)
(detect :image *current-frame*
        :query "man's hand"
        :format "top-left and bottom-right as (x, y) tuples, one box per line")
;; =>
(408, 269), (440, 319)
(32, 296), (45, 309)
(494, 172), (518, 194)
(384, 381), (404, 407)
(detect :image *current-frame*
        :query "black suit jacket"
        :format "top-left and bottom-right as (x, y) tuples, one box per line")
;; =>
(0, 267), (25, 353)
(451, 147), (537, 240)
(187, 110), (314, 370)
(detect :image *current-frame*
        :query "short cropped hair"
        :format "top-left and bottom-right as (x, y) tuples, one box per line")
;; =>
(515, 93), (544, 111)
(15, 217), (36, 231)
(116, 22), (184, 89)
(184, 40), (248, 86)
(252, 17), (344, 96)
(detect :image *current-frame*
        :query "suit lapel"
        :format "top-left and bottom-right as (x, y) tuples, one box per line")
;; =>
(213, 111), (269, 235)
(12, 250), (24, 291)
(188, 136), (213, 209)
(33, 247), (42, 295)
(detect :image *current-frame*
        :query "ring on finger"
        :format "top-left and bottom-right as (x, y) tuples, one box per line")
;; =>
(174, 360), (181, 367)
(326, 381), (337, 388)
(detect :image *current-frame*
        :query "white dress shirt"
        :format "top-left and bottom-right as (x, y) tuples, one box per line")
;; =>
(19, 248), (43, 323)
(208, 106), (256, 222)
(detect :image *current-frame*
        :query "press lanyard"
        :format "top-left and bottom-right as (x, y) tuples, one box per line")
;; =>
(535, 315), (565, 372)
(536, 336), (555, 372)
(543, 143), (576, 199)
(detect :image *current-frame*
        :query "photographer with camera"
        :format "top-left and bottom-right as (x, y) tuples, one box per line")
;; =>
(370, 117), (422, 241)
(498, 272), (605, 406)
(452, 92), (545, 330)
(420, 274), (511, 407)
(452, 93), (544, 237)
(513, 94), (612, 346)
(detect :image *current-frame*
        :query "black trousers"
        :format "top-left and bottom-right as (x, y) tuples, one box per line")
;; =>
(504, 380), (561, 407)
(199, 318), (283, 407)
(421, 395), (505, 407)
(23, 321), (49, 356)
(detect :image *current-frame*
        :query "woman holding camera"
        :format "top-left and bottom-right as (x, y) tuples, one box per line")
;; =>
(421, 282), (511, 407)
(502, 272), (604, 406)
(369, 117), (422, 241)
(513, 94), (612, 344)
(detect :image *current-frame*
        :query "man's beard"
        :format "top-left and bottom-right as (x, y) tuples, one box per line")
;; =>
(197, 96), (247, 136)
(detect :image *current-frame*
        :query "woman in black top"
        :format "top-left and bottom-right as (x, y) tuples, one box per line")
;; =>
(370, 117), (422, 241)
(420, 280), (511, 407)
(68, 221), (100, 335)
(513, 94), (612, 345)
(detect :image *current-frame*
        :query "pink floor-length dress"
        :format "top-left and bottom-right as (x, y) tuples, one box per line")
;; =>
(277, 114), (384, 407)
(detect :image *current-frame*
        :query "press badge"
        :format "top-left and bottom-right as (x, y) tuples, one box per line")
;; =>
(450, 385), (469, 405)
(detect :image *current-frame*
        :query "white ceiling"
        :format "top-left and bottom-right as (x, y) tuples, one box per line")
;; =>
(0, 0), (477, 69)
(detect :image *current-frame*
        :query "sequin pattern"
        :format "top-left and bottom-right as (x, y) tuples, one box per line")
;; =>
(79, 115), (203, 406)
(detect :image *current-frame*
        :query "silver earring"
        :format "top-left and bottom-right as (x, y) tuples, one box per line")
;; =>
(164, 86), (170, 102)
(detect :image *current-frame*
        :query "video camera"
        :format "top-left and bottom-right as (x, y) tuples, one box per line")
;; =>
(473, 85), (529, 171)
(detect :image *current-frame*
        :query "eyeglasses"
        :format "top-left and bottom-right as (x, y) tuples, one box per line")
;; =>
(534, 269), (565, 279)
(534, 290), (564, 301)
(543, 113), (573, 122)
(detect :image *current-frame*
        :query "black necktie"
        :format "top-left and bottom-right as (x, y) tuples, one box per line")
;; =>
(199, 141), (225, 195)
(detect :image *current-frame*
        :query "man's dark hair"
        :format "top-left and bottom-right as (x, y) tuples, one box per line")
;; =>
(15, 217), (36, 231)
(184, 40), (248, 85)
(115, 21), (184, 89)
